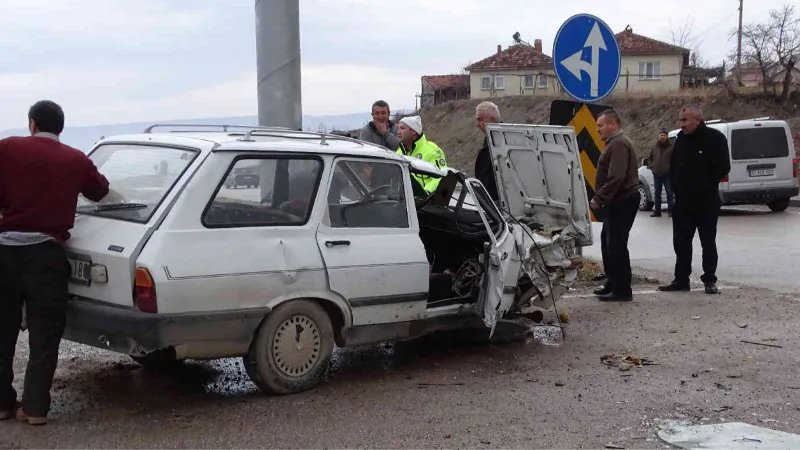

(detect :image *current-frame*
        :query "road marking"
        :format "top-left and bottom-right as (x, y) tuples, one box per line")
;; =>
(564, 286), (740, 299)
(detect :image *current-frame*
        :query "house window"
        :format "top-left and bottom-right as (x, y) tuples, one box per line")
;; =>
(481, 76), (491, 90)
(639, 61), (662, 80)
(524, 74), (534, 88)
(538, 73), (548, 88)
(494, 76), (505, 90)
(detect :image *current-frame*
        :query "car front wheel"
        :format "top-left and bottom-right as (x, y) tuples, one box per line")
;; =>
(243, 300), (334, 395)
(638, 184), (654, 211)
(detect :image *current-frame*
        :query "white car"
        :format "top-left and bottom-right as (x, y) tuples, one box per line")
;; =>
(63, 123), (592, 395)
(638, 118), (798, 212)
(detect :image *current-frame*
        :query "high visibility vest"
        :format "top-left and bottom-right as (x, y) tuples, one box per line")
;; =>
(396, 135), (447, 193)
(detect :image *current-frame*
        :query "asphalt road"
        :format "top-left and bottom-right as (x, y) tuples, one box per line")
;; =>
(584, 205), (800, 295)
(2, 275), (800, 448)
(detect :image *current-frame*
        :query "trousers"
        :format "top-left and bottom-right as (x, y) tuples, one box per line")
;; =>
(653, 173), (674, 213)
(0, 241), (69, 417)
(672, 196), (721, 284)
(600, 193), (641, 295)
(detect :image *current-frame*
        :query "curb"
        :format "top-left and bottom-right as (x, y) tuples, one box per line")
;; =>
(790, 197), (800, 208)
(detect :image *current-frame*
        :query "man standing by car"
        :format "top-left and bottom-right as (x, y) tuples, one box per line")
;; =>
(474, 101), (501, 202)
(645, 128), (675, 217)
(590, 110), (640, 302)
(396, 115), (447, 194)
(659, 105), (730, 295)
(0, 101), (111, 425)
(359, 100), (399, 151)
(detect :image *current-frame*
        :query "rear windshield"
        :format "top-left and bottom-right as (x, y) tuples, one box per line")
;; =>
(77, 144), (198, 223)
(730, 127), (790, 160)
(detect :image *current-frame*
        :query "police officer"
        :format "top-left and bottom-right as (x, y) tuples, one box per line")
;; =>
(396, 116), (447, 193)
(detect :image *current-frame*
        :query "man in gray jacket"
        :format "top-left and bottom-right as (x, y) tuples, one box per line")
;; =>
(644, 128), (675, 217)
(358, 100), (399, 150)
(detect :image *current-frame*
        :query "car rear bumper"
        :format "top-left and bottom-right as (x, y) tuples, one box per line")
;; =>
(721, 186), (800, 204)
(63, 297), (270, 359)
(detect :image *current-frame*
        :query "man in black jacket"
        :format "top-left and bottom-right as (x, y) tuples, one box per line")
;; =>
(659, 105), (730, 295)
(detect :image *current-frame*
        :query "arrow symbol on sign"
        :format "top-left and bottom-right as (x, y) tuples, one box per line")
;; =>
(560, 21), (608, 97)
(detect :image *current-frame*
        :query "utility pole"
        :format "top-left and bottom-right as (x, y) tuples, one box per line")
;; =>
(736, 0), (743, 72)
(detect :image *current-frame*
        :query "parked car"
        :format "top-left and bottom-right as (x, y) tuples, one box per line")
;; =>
(638, 117), (798, 212)
(63, 123), (592, 395)
(224, 166), (260, 189)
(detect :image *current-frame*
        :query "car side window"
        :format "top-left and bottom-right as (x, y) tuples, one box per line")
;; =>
(203, 156), (322, 228)
(327, 159), (409, 229)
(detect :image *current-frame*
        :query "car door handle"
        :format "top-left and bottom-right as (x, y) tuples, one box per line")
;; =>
(325, 240), (350, 247)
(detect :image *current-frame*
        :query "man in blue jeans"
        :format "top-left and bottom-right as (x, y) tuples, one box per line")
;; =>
(645, 128), (675, 217)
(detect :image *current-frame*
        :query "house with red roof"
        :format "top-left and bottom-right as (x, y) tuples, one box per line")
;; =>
(420, 74), (470, 108)
(463, 26), (691, 99)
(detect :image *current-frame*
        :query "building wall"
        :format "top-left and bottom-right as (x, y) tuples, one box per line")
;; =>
(615, 54), (683, 93)
(469, 69), (558, 99)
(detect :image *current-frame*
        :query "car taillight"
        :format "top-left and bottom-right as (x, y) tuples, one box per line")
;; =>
(721, 174), (729, 182)
(134, 268), (158, 313)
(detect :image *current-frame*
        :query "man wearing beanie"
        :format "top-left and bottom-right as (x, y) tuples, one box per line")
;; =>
(396, 116), (447, 193)
(644, 128), (675, 217)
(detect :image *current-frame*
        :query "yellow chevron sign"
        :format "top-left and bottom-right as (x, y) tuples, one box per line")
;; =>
(549, 100), (611, 222)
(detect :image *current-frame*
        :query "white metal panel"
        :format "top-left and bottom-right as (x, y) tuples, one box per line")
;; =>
(725, 122), (795, 191)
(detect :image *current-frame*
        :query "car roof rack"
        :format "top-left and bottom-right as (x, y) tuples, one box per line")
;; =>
(234, 128), (370, 148)
(739, 116), (773, 121)
(143, 123), (294, 133)
(705, 119), (725, 124)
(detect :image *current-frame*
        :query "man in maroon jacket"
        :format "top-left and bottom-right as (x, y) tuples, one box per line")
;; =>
(0, 101), (110, 425)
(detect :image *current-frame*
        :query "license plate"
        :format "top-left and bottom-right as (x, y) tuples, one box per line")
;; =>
(68, 255), (92, 286)
(749, 168), (774, 177)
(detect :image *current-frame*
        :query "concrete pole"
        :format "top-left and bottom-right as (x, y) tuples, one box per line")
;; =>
(254, 0), (302, 130)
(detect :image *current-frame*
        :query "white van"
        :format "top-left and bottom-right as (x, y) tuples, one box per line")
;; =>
(639, 118), (798, 212)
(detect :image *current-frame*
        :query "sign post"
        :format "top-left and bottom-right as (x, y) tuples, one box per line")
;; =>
(550, 13), (621, 221)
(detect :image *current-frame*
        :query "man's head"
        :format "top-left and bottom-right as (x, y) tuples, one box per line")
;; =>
(658, 128), (669, 143)
(475, 101), (500, 135)
(28, 100), (65, 136)
(678, 104), (703, 135)
(371, 100), (390, 124)
(596, 109), (621, 141)
(397, 116), (422, 144)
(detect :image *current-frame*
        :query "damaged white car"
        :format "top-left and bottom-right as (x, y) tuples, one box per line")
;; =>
(62, 122), (592, 395)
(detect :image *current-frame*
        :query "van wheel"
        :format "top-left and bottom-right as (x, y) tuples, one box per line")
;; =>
(767, 198), (790, 212)
(243, 300), (334, 395)
(638, 184), (654, 211)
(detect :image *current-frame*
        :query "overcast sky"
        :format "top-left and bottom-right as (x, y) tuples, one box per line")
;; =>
(0, 0), (788, 131)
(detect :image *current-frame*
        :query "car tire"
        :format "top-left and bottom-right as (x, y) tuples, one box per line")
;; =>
(767, 198), (790, 212)
(638, 184), (654, 211)
(131, 347), (183, 371)
(243, 300), (334, 395)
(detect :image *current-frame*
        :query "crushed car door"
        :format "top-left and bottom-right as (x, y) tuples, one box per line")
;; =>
(485, 123), (593, 247)
(459, 178), (518, 335)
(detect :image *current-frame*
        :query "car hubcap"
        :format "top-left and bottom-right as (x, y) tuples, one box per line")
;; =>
(272, 315), (321, 377)
(639, 187), (647, 208)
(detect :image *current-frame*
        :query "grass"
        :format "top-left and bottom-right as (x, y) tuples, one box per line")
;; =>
(578, 259), (603, 282)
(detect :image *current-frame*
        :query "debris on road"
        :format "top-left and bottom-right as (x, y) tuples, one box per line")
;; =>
(691, 316), (701, 320)
(733, 321), (748, 328)
(727, 375), (742, 379)
(741, 340), (783, 349)
(559, 311), (570, 323)
(605, 445), (625, 449)
(601, 354), (657, 370)
(715, 383), (732, 391)
(555, 382), (565, 387)
(712, 406), (732, 412)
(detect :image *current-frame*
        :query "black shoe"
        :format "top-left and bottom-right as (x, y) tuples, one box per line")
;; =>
(704, 282), (719, 295)
(593, 284), (612, 296)
(651, 212), (662, 217)
(658, 281), (691, 292)
(597, 291), (633, 302)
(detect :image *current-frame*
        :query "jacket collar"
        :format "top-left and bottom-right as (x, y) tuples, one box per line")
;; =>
(605, 130), (623, 143)
(34, 132), (60, 142)
(400, 134), (426, 155)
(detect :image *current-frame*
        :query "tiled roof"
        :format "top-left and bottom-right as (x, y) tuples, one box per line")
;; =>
(615, 28), (690, 56)
(421, 74), (469, 90)
(465, 45), (553, 71)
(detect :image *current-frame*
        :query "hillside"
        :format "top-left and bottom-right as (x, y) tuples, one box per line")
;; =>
(417, 92), (800, 176)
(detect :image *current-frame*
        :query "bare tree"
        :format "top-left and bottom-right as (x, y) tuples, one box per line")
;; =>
(731, 23), (776, 94)
(769, 4), (800, 101)
(670, 16), (695, 48)
(690, 49), (709, 69)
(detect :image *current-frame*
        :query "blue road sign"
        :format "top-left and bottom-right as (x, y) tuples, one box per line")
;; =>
(553, 14), (621, 103)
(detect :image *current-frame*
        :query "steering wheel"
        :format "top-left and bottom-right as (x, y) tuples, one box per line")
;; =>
(365, 184), (394, 200)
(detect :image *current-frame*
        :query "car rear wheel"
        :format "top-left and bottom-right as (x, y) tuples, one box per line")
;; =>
(638, 184), (654, 211)
(767, 198), (790, 212)
(243, 300), (334, 395)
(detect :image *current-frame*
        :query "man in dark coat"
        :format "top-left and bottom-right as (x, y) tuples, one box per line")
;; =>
(644, 128), (675, 217)
(659, 104), (730, 295)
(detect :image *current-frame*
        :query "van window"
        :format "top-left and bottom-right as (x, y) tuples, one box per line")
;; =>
(731, 127), (790, 160)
